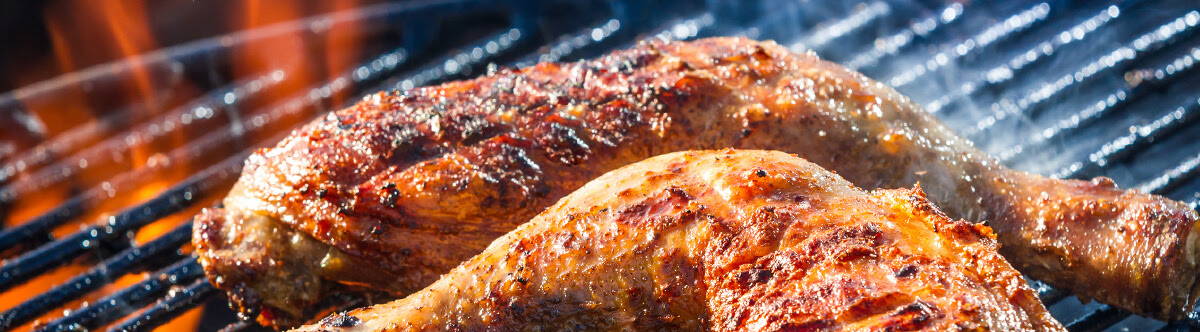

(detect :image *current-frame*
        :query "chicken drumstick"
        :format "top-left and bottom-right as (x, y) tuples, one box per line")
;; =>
(293, 150), (1065, 331)
(195, 37), (1199, 328)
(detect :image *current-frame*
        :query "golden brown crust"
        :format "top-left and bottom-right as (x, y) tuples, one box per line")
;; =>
(194, 37), (1200, 327)
(292, 150), (1065, 331)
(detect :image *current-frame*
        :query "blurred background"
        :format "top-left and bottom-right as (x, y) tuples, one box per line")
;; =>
(0, 1), (391, 93)
(0, 0), (1198, 331)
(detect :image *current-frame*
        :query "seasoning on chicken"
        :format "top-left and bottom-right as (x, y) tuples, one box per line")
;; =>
(193, 37), (1200, 328)
(291, 150), (1065, 331)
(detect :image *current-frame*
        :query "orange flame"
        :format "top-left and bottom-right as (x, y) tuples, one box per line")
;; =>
(235, 0), (318, 142)
(96, 0), (159, 107)
(0, 1), (196, 331)
(41, 0), (162, 128)
(322, 0), (365, 107)
(3, 1), (368, 330)
(5, 0), (194, 225)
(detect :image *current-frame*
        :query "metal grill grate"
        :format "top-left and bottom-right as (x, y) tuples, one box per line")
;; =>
(1, 0), (1198, 331)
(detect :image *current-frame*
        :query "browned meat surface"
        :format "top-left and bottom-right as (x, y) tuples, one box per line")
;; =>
(292, 150), (1065, 331)
(193, 37), (1200, 328)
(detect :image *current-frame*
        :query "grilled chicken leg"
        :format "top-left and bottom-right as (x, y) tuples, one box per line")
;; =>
(292, 150), (1065, 331)
(194, 37), (1200, 328)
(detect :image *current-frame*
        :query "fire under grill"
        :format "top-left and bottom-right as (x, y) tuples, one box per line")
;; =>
(0, 0), (1198, 331)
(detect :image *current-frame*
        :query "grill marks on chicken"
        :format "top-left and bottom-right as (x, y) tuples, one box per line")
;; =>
(194, 37), (1200, 328)
(292, 150), (1065, 331)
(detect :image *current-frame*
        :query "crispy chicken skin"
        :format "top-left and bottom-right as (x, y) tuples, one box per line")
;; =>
(194, 37), (1200, 328)
(292, 150), (1065, 332)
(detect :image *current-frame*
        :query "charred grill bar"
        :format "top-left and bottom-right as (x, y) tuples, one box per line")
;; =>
(0, 0), (1199, 331)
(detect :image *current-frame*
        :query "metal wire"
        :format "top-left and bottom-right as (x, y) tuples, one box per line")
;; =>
(0, 222), (191, 330)
(1067, 306), (1132, 332)
(106, 279), (217, 332)
(0, 76), (276, 255)
(0, 153), (240, 294)
(38, 258), (205, 332)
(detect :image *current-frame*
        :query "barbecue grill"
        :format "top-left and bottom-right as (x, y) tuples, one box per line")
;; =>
(1, 0), (1198, 331)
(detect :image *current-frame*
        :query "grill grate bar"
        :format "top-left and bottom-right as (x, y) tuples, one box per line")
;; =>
(0, 153), (241, 293)
(887, 2), (1052, 88)
(0, 41), (409, 259)
(0, 222), (191, 330)
(0, 198), (81, 255)
(962, 10), (1200, 137)
(997, 44), (1200, 162)
(38, 257), (204, 332)
(788, 1), (892, 52)
(728, 0), (849, 41)
(1054, 96), (1200, 180)
(106, 279), (216, 332)
(0, 0), (483, 161)
(0, 58), (191, 161)
(0, 74), (280, 255)
(0, 72), (282, 190)
(1066, 305), (1131, 332)
(845, 2), (965, 70)
(640, 13), (716, 45)
(513, 18), (623, 68)
(1137, 149), (1200, 195)
(1156, 314), (1200, 331)
(1033, 280), (1070, 304)
(377, 27), (530, 93)
(923, 4), (1123, 114)
(0, 143), (237, 258)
